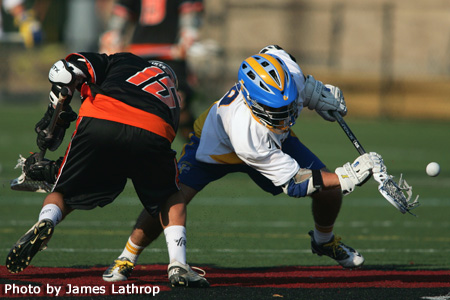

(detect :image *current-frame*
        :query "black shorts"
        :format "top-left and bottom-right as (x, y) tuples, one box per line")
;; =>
(54, 117), (180, 217)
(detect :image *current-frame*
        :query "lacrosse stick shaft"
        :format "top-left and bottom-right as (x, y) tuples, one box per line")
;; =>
(37, 87), (69, 161)
(331, 111), (366, 155)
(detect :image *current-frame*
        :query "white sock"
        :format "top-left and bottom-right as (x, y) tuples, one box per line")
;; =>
(39, 204), (62, 225)
(164, 225), (187, 265)
(118, 237), (145, 264)
(314, 228), (333, 244)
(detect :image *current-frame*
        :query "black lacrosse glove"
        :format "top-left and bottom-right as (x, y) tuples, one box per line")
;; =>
(24, 153), (63, 184)
(35, 103), (77, 151)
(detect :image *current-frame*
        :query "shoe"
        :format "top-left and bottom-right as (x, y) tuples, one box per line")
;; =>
(168, 261), (210, 288)
(103, 257), (135, 282)
(6, 219), (54, 273)
(308, 230), (364, 268)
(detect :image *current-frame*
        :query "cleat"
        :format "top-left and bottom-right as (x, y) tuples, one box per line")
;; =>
(6, 219), (54, 274)
(102, 257), (134, 282)
(308, 230), (364, 269)
(168, 261), (210, 288)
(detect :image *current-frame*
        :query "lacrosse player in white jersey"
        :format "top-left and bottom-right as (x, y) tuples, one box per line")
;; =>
(97, 45), (384, 281)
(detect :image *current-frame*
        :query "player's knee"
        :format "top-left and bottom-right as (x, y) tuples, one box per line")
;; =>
(312, 188), (343, 201)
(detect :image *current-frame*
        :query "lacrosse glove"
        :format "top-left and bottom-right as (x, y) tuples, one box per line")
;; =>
(301, 75), (347, 122)
(35, 103), (77, 151)
(335, 152), (382, 195)
(24, 153), (63, 184)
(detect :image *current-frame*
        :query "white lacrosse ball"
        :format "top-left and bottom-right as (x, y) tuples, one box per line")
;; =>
(426, 162), (440, 177)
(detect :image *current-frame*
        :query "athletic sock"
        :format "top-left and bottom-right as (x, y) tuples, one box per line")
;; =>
(38, 204), (62, 225)
(164, 225), (187, 265)
(119, 237), (145, 264)
(314, 224), (334, 244)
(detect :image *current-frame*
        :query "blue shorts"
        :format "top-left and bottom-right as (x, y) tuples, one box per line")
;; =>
(178, 132), (325, 195)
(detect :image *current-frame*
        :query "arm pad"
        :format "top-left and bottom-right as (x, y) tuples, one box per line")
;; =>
(281, 169), (323, 197)
(48, 59), (86, 106)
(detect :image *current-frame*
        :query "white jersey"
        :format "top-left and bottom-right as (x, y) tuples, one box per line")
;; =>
(195, 48), (306, 187)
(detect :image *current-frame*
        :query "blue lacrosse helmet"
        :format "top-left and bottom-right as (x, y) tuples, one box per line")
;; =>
(238, 53), (299, 132)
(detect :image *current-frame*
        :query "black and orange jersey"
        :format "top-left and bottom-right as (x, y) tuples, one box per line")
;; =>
(114, 0), (203, 59)
(66, 52), (180, 142)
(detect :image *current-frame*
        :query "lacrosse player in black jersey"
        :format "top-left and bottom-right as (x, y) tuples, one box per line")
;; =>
(6, 52), (209, 288)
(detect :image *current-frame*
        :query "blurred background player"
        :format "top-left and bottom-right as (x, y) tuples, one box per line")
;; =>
(0, 0), (43, 48)
(96, 45), (385, 282)
(5, 52), (209, 288)
(99, 0), (204, 140)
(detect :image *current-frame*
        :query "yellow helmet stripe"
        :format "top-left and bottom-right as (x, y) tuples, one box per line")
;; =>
(245, 54), (285, 91)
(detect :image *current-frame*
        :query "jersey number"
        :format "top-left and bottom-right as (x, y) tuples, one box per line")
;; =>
(218, 86), (239, 107)
(140, 0), (167, 25)
(126, 66), (179, 109)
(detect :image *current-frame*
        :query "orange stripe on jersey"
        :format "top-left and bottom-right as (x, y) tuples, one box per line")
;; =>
(127, 44), (174, 60)
(79, 94), (176, 142)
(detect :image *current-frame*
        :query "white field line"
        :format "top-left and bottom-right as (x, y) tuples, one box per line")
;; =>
(2, 196), (450, 207)
(3, 247), (450, 254)
(2, 219), (450, 229)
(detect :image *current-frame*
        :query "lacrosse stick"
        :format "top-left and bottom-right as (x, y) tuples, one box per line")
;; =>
(331, 111), (420, 215)
(10, 87), (69, 193)
(10, 155), (53, 193)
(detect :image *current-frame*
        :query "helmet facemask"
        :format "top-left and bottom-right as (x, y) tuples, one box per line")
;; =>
(241, 83), (298, 133)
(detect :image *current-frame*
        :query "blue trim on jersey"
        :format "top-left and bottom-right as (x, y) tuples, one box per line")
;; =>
(178, 131), (326, 196)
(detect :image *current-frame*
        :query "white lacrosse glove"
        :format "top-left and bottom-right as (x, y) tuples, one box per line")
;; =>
(335, 152), (382, 195)
(301, 75), (347, 121)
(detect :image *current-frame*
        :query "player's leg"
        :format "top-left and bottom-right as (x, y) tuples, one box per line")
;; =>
(6, 192), (70, 273)
(128, 130), (208, 287)
(311, 185), (342, 241)
(308, 188), (364, 268)
(160, 189), (209, 288)
(7, 117), (128, 274)
(268, 131), (364, 268)
(102, 209), (153, 282)
(103, 184), (200, 283)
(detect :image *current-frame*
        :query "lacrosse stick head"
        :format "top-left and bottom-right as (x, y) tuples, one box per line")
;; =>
(373, 172), (420, 215)
(10, 155), (53, 193)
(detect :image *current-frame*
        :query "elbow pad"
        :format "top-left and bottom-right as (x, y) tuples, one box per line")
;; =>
(48, 59), (87, 107)
(282, 169), (323, 197)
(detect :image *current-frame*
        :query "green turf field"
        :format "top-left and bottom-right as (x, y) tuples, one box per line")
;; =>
(1, 101), (449, 271)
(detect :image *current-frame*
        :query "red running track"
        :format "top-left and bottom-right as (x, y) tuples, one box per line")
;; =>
(1, 265), (449, 297)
